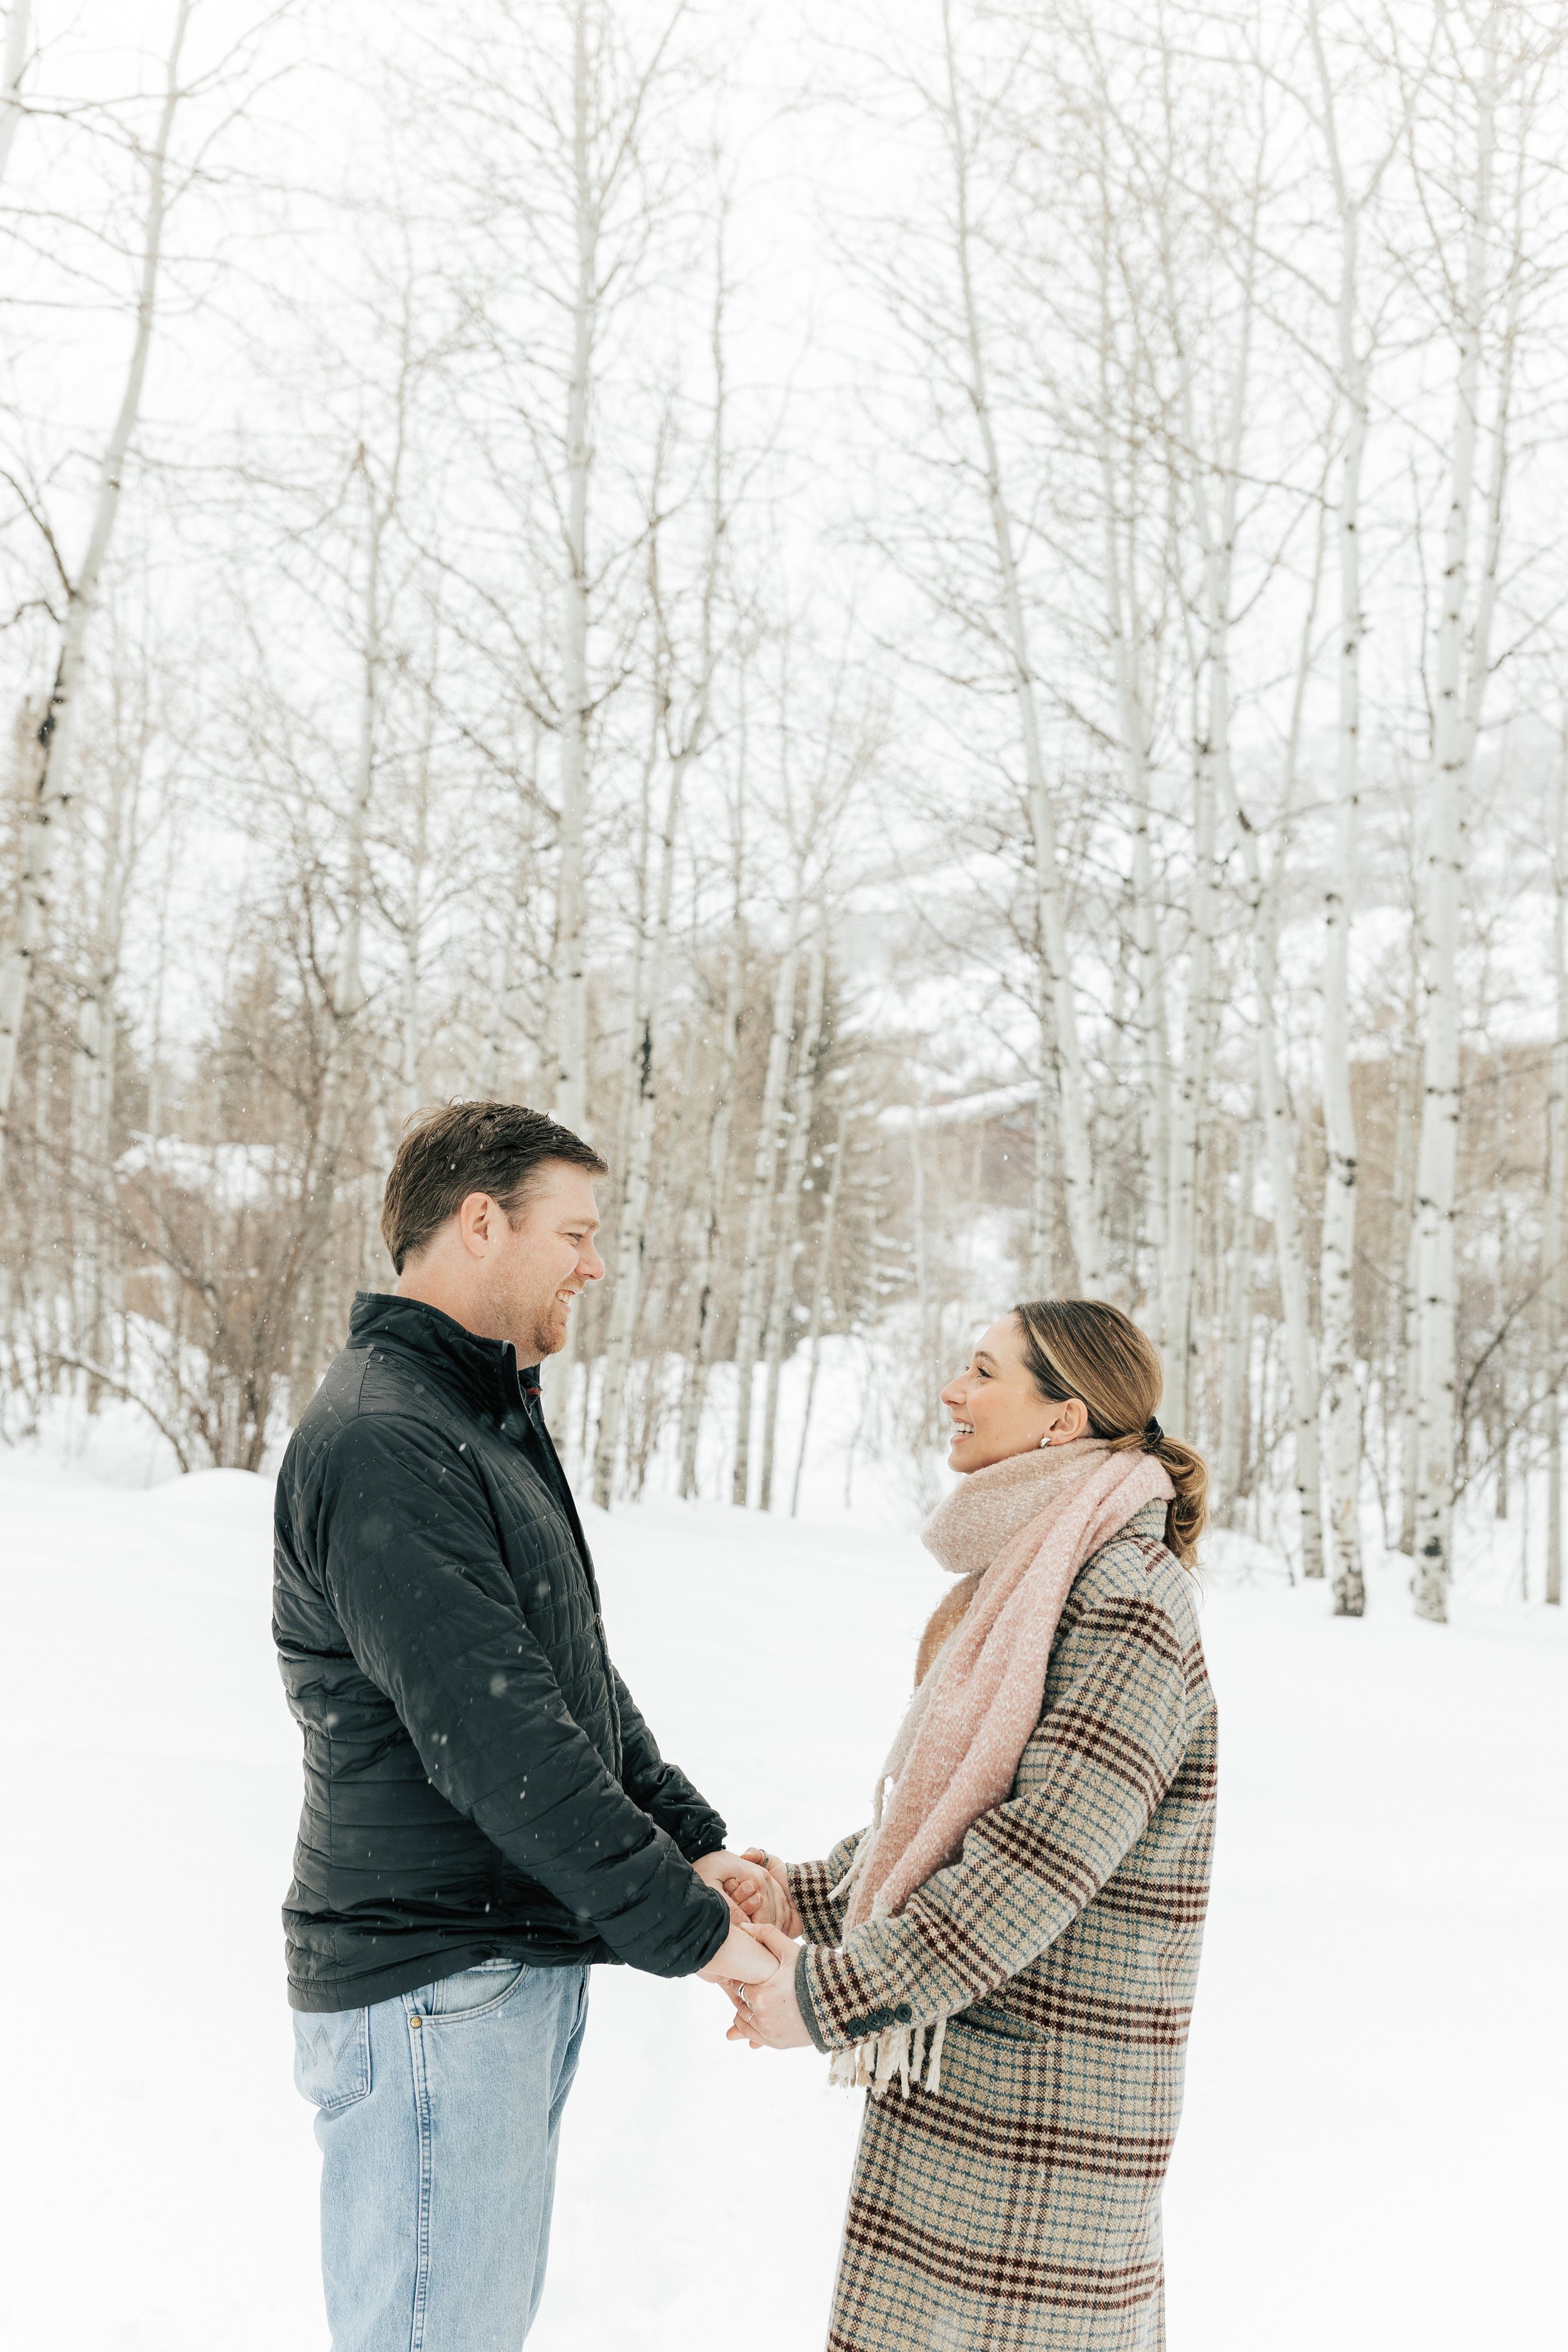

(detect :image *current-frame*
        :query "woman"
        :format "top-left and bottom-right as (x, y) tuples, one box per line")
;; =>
(729, 1299), (1216, 2352)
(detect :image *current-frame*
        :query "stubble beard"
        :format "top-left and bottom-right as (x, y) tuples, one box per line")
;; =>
(525, 1286), (575, 1365)
(488, 1259), (575, 1367)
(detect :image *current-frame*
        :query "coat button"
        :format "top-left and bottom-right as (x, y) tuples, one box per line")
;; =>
(896, 2004), (913, 2025)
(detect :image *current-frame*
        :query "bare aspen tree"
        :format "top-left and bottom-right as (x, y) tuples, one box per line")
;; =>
(73, 694), (146, 1404)
(1412, 8), (1528, 1621)
(1312, 7), (1365, 1608)
(731, 893), (802, 1505)
(1547, 721), (1567, 1606)
(452, 0), (697, 1433)
(676, 894), (744, 1499)
(0, 0), (192, 1151)
(1216, 1110), (1255, 1524)
(0, 0), (31, 184)
(1238, 808), (1326, 1580)
(1391, 1012), (1422, 1556)
(1081, 92), (1172, 1326)
(1304, 0), (1416, 1619)
(590, 225), (730, 1507)
(553, 1), (596, 1142)
(511, 0), (689, 1142)
(758, 936), (828, 1508)
(790, 1089), (852, 1516)
(1160, 188), (1258, 1438)
(938, 0), (1106, 1296)
(396, 674), (437, 1120)
(588, 565), (712, 1501)
(294, 374), (411, 1396)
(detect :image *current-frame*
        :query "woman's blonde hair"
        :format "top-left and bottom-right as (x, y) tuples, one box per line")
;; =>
(1012, 1298), (1208, 1568)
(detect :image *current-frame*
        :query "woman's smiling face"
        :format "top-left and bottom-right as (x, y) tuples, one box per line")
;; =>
(940, 1313), (1088, 1473)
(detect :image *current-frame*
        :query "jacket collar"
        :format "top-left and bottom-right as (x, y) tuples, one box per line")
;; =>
(348, 1291), (540, 1426)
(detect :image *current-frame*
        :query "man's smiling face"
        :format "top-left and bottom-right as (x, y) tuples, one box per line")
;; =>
(489, 1161), (605, 1363)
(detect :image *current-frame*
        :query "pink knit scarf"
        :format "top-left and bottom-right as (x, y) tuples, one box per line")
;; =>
(828, 1439), (1173, 2092)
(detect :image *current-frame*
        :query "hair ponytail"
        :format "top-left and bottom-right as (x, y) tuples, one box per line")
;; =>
(1129, 1432), (1208, 1569)
(1013, 1298), (1209, 1569)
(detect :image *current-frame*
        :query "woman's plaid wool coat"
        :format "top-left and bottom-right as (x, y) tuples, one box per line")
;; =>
(789, 1500), (1216, 2352)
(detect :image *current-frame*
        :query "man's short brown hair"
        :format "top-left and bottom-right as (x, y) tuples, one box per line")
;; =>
(381, 1100), (608, 1274)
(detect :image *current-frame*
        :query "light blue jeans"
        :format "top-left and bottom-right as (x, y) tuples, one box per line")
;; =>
(293, 1958), (590, 2352)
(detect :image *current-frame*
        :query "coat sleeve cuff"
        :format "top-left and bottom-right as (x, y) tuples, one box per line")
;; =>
(689, 1882), (733, 1973)
(674, 1813), (729, 1864)
(795, 1945), (831, 2052)
(795, 1942), (869, 2052)
(797, 1939), (918, 2052)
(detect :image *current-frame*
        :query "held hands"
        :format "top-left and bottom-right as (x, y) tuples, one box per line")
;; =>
(692, 1850), (782, 1988)
(692, 1848), (799, 1934)
(722, 1922), (813, 2050)
(696, 1920), (780, 1987)
(739, 1848), (803, 1938)
(692, 1848), (811, 2041)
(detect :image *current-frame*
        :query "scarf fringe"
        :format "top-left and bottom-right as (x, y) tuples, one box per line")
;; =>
(827, 2012), (949, 2099)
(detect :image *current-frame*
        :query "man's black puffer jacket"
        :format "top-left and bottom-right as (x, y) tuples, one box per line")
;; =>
(273, 1293), (731, 2012)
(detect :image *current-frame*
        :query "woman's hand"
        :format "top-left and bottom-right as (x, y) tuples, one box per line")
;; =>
(723, 1922), (813, 2050)
(740, 1848), (802, 1937)
(697, 1921), (779, 1988)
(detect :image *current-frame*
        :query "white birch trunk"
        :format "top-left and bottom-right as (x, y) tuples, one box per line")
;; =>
(790, 1093), (850, 1517)
(759, 940), (827, 1510)
(1414, 30), (1505, 1622)
(1096, 189), (1170, 1326)
(941, 0), (1106, 1295)
(1320, 314), (1369, 1616)
(1162, 201), (1254, 1435)
(1163, 708), (1217, 1439)
(0, 1), (31, 184)
(1547, 730), (1567, 1605)
(538, 4), (602, 1446)
(294, 437), (398, 1402)
(1236, 811), (1326, 1580)
(677, 919), (743, 1500)
(552, 0), (595, 1142)
(0, 0), (190, 1144)
(1216, 1112), (1255, 1524)
(590, 731), (707, 1506)
(1029, 975), (1054, 1296)
(77, 748), (137, 1405)
(398, 681), (436, 1121)
(1396, 1039), (1421, 1555)
(1309, 0), (1414, 1618)
(590, 241), (728, 1505)
(731, 914), (801, 1505)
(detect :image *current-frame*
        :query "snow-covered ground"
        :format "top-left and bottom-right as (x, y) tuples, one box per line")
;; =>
(3, 1444), (1565, 2351)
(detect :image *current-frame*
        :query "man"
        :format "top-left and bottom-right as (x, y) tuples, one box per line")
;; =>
(274, 1100), (776, 2351)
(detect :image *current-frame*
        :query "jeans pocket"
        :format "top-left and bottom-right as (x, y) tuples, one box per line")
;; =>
(293, 2006), (371, 2112)
(421, 1959), (529, 2021)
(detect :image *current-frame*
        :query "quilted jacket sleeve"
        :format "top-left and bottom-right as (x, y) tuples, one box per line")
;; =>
(795, 1591), (1190, 2050)
(315, 1413), (731, 1979)
(610, 1666), (729, 1862)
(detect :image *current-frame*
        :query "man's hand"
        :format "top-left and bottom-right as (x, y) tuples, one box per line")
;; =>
(740, 1847), (802, 1937)
(694, 1848), (782, 1926)
(697, 1921), (780, 1987)
(722, 1923), (813, 2049)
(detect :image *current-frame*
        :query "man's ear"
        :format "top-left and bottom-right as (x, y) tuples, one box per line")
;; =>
(455, 1192), (497, 1257)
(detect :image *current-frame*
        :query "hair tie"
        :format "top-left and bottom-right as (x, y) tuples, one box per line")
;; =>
(1143, 1417), (1163, 1451)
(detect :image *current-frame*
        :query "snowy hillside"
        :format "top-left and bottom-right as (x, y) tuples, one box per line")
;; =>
(3, 1456), (1564, 2351)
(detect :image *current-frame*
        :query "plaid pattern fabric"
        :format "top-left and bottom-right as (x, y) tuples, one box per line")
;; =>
(788, 1502), (1216, 2350)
